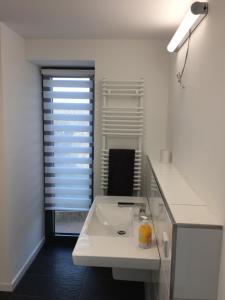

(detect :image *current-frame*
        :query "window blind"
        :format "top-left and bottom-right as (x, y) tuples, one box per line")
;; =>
(42, 69), (94, 211)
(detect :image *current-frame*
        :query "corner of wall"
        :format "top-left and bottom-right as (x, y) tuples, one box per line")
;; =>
(0, 22), (44, 290)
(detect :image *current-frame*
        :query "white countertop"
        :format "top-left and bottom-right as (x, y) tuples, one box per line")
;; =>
(73, 196), (160, 270)
(151, 159), (222, 227)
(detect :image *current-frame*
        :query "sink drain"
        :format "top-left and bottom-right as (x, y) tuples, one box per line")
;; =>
(117, 230), (126, 236)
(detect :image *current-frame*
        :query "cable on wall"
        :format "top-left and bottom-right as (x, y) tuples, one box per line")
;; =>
(176, 31), (191, 88)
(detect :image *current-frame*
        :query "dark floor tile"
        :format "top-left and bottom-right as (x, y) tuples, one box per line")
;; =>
(27, 254), (82, 277)
(9, 296), (41, 300)
(85, 267), (113, 280)
(41, 239), (75, 253)
(14, 274), (47, 297)
(6, 240), (145, 300)
(79, 276), (145, 300)
(43, 238), (77, 250)
(14, 272), (85, 300)
(27, 242), (83, 277)
(0, 292), (11, 300)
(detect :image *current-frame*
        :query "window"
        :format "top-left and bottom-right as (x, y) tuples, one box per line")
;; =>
(42, 69), (94, 220)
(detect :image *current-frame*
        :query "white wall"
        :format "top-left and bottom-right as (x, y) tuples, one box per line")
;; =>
(168, 0), (225, 299)
(0, 24), (12, 288)
(26, 38), (170, 196)
(0, 23), (44, 290)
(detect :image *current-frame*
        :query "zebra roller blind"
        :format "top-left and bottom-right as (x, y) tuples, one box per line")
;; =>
(42, 69), (94, 211)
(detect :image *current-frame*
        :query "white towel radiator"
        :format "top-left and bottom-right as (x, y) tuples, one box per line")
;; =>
(101, 78), (144, 195)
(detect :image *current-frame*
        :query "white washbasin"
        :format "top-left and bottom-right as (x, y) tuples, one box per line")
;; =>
(86, 203), (134, 237)
(96, 203), (133, 226)
(73, 196), (160, 273)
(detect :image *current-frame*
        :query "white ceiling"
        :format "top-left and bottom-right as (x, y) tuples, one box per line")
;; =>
(0, 0), (193, 39)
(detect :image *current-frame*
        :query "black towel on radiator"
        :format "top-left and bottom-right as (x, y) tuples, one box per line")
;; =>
(107, 149), (135, 196)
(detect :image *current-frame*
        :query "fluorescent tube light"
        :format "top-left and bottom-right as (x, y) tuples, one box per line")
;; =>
(167, 2), (208, 52)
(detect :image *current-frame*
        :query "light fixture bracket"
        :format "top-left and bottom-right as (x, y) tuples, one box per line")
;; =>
(191, 2), (208, 15)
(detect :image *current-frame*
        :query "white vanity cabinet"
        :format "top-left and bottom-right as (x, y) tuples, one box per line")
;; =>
(145, 157), (222, 300)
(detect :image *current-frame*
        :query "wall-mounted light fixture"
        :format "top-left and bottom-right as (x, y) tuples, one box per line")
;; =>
(167, 2), (208, 52)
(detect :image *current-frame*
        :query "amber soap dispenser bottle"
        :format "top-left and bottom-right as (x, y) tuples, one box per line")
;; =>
(138, 216), (152, 249)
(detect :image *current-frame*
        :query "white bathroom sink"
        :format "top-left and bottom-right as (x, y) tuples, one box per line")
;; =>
(72, 196), (160, 271)
(86, 203), (134, 237)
